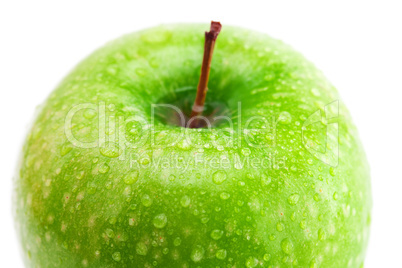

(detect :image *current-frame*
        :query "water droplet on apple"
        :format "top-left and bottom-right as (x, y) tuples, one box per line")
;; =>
(261, 174), (271, 186)
(220, 192), (230, 200)
(318, 228), (326, 241)
(212, 170), (227, 184)
(173, 237), (181, 246)
(100, 143), (122, 158)
(263, 253), (271, 261)
(278, 111), (292, 124)
(112, 252), (121, 262)
(141, 194), (153, 207)
(241, 148), (251, 156)
(210, 229), (224, 240)
(287, 193), (300, 205)
(333, 192), (338, 200)
(215, 249), (227, 260)
(281, 238), (294, 254)
(98, 163), (110, 174)
(83, 109), (96, 119)
(245, 256), (258, 267)
(300, 220), (307, 229)
(60, 143), (73, 156)
(124, 171), (139, 185)
(190, 245), (205, 262)
(136, 242), (148, 256)
(276, 222), (284, 232)
(180, 195), (191, 207)
(153, 213), (167, 228)
(105, 228), (114, 238)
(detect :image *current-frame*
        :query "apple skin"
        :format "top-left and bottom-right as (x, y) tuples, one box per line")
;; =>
(13, 24), (371, 267)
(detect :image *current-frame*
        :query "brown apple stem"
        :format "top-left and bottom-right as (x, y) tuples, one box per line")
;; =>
(189, 21), (222, 128)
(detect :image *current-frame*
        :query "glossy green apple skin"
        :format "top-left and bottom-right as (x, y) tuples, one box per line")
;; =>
(14, 24), (371, 267)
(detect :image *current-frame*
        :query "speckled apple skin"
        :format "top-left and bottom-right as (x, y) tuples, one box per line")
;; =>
(14, 24), (371, 267)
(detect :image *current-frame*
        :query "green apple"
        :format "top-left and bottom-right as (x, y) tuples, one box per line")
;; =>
(14, 24), (371, 267)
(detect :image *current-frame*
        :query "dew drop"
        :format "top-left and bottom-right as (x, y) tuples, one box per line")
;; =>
(278, 111), (292, 124)
(215, 249), (227, 260)
(153, 213), (167, 228)
(261, 174), (271, 186)
(112, 252), (121, 262)
(141, 194), (153, 207)
(281, 238), (294, 254)
(173, 237), (182, 246)
(105, 229), (115, 238)
(84, 109), (97, 119)
(211, 229), (224, 240)
(100, 143), (121, 158)
(220, 192), (230, 200)
(136, 242), (148, 256)
(190, 245), (205, 263)
(246, 256), (258, 267)
(124, 171), (139, 185)
(276, 222), (284, 232)
(212, 170), (227, 185)
(180, 195), (191, 207)
(333, 192), (338, 200)
(263, 253), (271, 261)
(60, 143), (73, 156)
(99, 163), (110, 174)
(287, 193), (300, 205)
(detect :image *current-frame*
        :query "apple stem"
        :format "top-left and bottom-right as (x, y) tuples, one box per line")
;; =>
(189, 21), (222, 128)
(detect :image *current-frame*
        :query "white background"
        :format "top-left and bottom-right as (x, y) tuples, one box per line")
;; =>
(1, 0), (401, 267)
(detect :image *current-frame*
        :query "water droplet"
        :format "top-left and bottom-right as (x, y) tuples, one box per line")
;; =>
(278, 111), (292, 124)
(246, 256), (258, 267)
(300, 220), (307, 230)
(314, 193), (321, 202)
(112, 252), (121, 262)
(333, 192), (338, 200)
(124, 171), (139, 185)
(99, 163), (110, 174)
(168, 174), (176, 181)
(105, 229), (114, 238)
(60, 143), (73, 156)
(180, 195), (191, 207)
(220, 192), (230, 200)
(141, 194), (153, 207)
(109, 216), (117, 225)
(212, 170), (227, 185)
(100, 143), (122, 158)
(190, 245), (205, 263)
(318, 228), (326, 241)
(329, 167), (336, 176)
(173, 237), (181, 246)
(261, 174), (271, 186)
(276, 222), (284, 232)
(287, 193), (300, 205)
(241, 148), (251, 156)
(84, 109), (97, 119)
(281, 238), (294, 254)
(153, 213), (167, 228)
(215, 249), (227, 260)
(136, 242), (148, 256)
(263, 253), (271, 261)
(211, 229), (224, 240)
